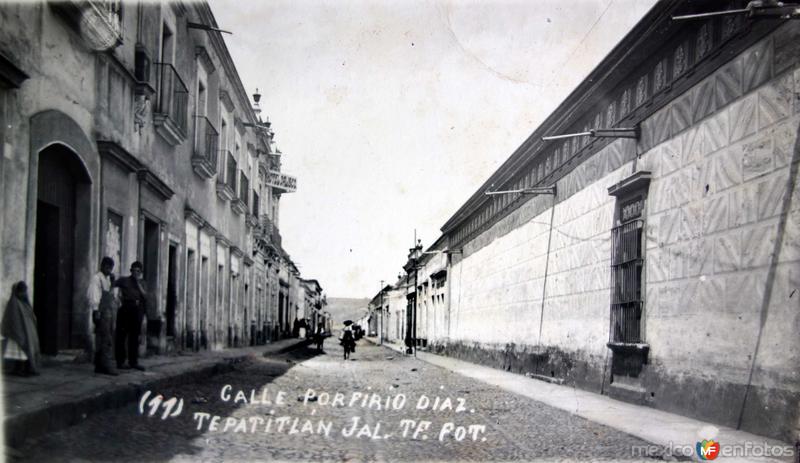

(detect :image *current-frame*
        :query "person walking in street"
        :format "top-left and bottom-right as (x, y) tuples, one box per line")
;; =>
(314, 325), (325, 352)
(339, 322), (356, 360)
(87, 257), (118, 376)
(1, 281), (41, 376)
(114, 261), (147, 371)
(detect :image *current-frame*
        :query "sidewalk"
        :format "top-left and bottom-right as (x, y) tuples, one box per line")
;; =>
(2, 338), (310, 448)
(369, 338), (795, 462)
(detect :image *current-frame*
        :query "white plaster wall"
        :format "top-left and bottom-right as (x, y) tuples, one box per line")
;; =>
(447, 160), (630, 356)
(443, 29), (799, 396)
(639, 61), (800, 389)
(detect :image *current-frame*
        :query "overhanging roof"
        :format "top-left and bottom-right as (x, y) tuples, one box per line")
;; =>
(440, 0), (771, 234)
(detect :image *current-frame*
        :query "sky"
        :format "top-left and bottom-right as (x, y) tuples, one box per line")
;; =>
(212, 0), (658, 298)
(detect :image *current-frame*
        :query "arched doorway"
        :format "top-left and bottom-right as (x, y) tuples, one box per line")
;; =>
(34, 144), (91, 354)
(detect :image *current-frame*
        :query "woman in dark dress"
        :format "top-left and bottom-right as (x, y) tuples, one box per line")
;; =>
(2, 282), (41, 376)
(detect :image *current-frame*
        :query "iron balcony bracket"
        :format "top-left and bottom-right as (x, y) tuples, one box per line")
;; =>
(485, 185), (557, 197)
(541, 126), (639, 142)
(671, 1), (800, 21)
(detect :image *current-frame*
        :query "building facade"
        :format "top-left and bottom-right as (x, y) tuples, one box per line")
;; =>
(381, 3), (799, 443)
(0, 0), (318, 358)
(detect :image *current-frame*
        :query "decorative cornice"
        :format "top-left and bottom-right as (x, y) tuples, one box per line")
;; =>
(97, 140), (143, 173)
(608, 170), (652, 197)
(441, 0), (775, 240)
(243, 255), (254, 266)
(215, 233), (231, 247)
(0, 51), (29, 89)
(137, 169), (175, 201)
(230, 246), (244, 258)
(201, 222), (217, 236)
(195, 46), (215, 73)
(184, 205), (205, 227)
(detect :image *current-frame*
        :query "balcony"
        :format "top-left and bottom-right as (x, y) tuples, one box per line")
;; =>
(51, 1), (122, 51)
(153, 62), (188, 145)
(246, 213), (258, 229)
(259, 214), (274, 235)
(191, 116), (219, 179)
(215, 150), (235, 201)
(266, 170), (297, 193)
(231, 197), (247, 215)
(271, 225), (282, 249)
(253, 217), (270, 242)
(231, 170), (247, 215)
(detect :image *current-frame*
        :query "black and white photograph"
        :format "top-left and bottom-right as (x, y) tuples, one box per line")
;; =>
(0, 0), (798, 461)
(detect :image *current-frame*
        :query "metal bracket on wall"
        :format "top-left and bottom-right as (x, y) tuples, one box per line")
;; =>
(671, 1), (800, 21)
(541, 127), (639, 141)
(485, 185), (557, 197)
(187, 22), (233, 34)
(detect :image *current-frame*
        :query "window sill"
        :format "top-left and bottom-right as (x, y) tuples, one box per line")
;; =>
(606, 342), (649, 354)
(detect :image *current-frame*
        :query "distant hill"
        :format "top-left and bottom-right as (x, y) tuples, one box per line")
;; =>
(326, 297), (370, 329)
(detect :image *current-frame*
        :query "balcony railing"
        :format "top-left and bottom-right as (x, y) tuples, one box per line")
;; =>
(191, 116), (219, 179)
(215, 150), (235, 201)
(266, 170), (297, 193)
(51, 1), (122, 51)
(226, 154), (237, 193)
(154, 62), (188, 142)
(261, 215), (277, 235)
(240, 173), (249, 206)
(86, 0), (122, 46)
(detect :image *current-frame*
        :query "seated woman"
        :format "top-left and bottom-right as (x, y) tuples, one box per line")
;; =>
(2, 281), (41, 376)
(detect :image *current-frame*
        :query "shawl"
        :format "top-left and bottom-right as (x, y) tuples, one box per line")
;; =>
(2, 283), (42, 372)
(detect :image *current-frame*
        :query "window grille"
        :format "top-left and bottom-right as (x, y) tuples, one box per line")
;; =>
(610, 218), (644, 343)
(154, 62), (188, 133)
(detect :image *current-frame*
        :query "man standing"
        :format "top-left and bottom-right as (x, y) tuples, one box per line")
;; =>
(114, 261), (147, 371)
(87, 257), (118, 375)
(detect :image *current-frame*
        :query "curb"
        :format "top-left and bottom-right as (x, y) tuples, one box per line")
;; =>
(5, 339), (309, 448)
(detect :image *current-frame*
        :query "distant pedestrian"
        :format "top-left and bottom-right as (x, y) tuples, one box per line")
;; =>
(2, 281), (41, 376)
(314, 326), (325, 352)
(88, 257), (118, 376)
(114, 261), (147, 371)
(339, 324), (356, 360)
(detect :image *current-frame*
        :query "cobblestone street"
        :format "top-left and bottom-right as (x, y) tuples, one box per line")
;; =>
(13, 340), (669, 462)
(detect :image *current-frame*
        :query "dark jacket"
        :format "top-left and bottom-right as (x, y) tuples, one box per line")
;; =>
(114, 276), (147, 310)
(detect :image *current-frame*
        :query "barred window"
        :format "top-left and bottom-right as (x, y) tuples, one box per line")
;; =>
(610, 194), (646, 344)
